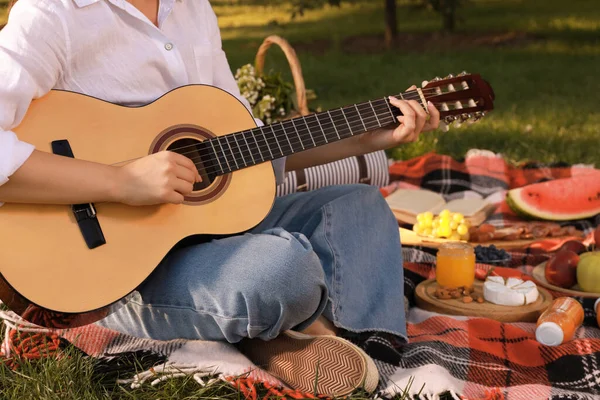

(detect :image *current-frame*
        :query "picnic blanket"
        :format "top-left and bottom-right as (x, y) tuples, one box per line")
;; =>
(1, 150), (599, 400)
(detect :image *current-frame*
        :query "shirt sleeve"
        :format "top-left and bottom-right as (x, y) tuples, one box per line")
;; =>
(0, 0), (68, 198)
(202, 0), (287, 186)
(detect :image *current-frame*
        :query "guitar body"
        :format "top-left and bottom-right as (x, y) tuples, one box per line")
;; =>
(0, 85), (276, 327)
(0, 72), (495, 328)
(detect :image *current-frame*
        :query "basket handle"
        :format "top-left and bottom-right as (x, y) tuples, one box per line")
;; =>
(255, 35), (310, 116)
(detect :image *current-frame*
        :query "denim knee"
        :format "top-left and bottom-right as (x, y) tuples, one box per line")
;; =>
(242, 228), (328, 339)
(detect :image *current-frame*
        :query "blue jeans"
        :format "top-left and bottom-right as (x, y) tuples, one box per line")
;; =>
(96, 184), (407, 343)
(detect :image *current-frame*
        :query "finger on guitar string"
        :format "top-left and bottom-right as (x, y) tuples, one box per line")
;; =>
(175, 164), (199, 184)
(172, 177), (195, 196)
(426, 101), (441, 130)
(388, 96), (416, 141)
(407, 99), (428, 137)
(168, 151), (203, 182)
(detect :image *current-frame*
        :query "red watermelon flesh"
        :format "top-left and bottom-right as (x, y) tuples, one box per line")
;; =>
(507, 173), (600, 221)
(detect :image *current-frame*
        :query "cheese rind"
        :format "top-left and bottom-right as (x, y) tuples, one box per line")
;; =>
(483, 277), (539, 306)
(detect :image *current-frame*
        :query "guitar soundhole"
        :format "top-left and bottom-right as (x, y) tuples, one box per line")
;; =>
(166, 138), (215, 191)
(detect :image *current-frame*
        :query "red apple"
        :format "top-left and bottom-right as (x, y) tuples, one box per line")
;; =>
(594, 226), (600, 249)
(559, 240), (588, 255)
(545, 250), (580, 288)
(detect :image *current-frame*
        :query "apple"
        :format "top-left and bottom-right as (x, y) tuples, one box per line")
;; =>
(577, 251), (600, 292)
(559, 240), (588, 255)
(545, 250), (580, 288)
(594, 226), (600, 250)
(580, 251), (600, 261)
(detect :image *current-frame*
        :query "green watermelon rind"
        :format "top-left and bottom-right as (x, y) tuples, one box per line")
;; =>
(506, 186), (599, 221)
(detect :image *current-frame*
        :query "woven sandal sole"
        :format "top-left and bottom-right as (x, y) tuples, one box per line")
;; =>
(240, 331), (368, 397)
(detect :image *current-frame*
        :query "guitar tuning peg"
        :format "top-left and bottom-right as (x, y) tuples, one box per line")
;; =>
(445, 74), (455, 79)
(460, 113), (471, 122)
(472, 111), (487, 121)
(431, 76), (442, 82)
(458, 71), (469, 76)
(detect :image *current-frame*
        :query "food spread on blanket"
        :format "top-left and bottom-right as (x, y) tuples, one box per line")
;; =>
(506, 174), (600, 221)
(535, 297), (584, 346)
(468, 221), (584, 242)
(435, 242), (475, 287)
(473, 244), (511, 265)
(483, 276), (539, 306)
(433, 275), (541, 307)
(385, 188), (495, 226)
(412, 209), (472, 241)
(577, 251), (600, 292)
(433, 285), (483, 303)
(542, 227), (600, 292)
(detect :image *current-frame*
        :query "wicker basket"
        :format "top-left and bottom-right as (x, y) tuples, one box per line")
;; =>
(254, 35), (310, 118)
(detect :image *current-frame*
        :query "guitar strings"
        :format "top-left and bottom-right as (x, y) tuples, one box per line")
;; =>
(170, 92), (456, 163)
(178, 98), (467, 177)
(181, 103), (402, 172)
(109, 87), (473, 171)
(185, 98), (470, 177)
(161, 87), (452, 156)
(179, 97), (471, 173)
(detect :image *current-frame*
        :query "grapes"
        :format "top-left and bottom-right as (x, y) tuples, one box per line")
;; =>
(423, 211), (434, 222)
(438, 225), (452, 238)
(452, 213), (464, 223)
(439, 209), (451, 219)
(413, 209), (471, 241)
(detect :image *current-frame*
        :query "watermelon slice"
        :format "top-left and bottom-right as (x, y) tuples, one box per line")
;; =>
(507, 174), (600, 221)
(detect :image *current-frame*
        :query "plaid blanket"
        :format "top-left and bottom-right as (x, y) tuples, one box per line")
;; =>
(1, 150), (599, 400)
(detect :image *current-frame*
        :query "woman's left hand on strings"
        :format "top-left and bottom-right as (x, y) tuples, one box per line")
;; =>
(358, 85), (440, 151)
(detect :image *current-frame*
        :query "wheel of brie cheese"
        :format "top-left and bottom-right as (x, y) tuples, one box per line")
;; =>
(483, 276), (539, 306)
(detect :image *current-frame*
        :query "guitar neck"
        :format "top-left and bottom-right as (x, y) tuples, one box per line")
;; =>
(201, 94), (415, 176)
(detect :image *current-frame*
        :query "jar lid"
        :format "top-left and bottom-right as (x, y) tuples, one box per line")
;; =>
(536, 322), (564, 346)
(438, 242), (474, 256)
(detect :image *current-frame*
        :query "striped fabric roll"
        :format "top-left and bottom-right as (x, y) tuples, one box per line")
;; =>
(276, 150), (390, 197)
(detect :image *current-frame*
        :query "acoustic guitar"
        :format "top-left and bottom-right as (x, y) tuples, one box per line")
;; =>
(0, 72), (494, 328)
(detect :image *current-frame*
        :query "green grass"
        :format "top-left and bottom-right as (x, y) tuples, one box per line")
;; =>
(212, 0), (600, 166)
(0, 0), (599, 398)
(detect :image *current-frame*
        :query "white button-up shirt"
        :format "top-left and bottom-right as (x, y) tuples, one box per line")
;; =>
(0, 0), (285, 201)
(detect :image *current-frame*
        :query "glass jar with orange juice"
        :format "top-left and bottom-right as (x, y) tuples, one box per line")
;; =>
(436, 242), (476, 288)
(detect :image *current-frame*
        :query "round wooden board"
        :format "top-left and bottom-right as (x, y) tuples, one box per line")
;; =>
(399, 228), (579, 251)
(532, 262), (600, 298)
(415, 279), (553, 322)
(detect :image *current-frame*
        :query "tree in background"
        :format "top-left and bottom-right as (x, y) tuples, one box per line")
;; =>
(417, 0), (466, 32)
(289, 0), (397, 48)
(288, 0), (466, 46)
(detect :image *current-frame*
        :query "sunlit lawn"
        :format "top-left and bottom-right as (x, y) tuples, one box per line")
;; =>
(1, 0), (598, 165)
(0, 1), (599, 399)
(212, 0), (600, 166)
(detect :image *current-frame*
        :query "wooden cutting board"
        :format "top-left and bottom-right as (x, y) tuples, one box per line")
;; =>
(399, 227), (578, 250)
(415, 279), (553, 322)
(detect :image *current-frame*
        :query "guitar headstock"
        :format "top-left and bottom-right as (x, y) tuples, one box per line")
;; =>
(422, 71), (495, 127)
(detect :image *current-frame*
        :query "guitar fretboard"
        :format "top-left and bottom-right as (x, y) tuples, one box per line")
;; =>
(200, 95), (410, 177)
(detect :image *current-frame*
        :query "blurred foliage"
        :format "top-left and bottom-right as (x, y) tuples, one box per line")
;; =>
(242, 0), (467, 33)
